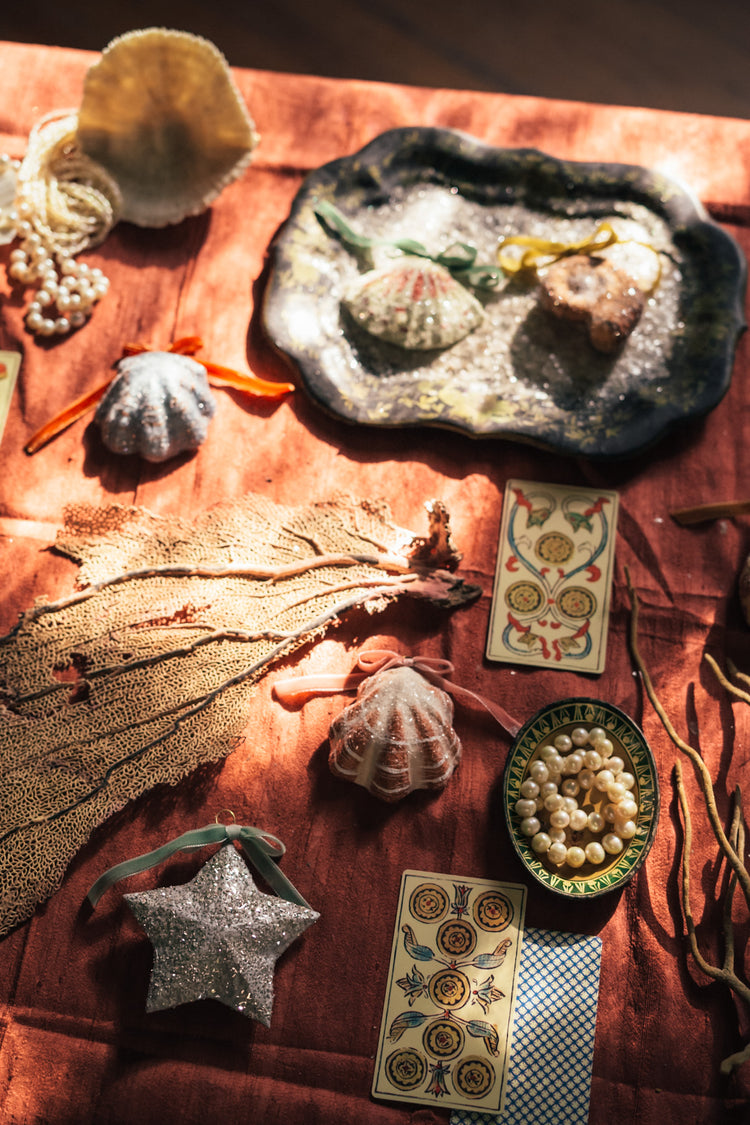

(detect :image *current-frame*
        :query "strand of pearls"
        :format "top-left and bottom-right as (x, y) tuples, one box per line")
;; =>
(515, 725), (640, 870)
(0, 110), (122, 337)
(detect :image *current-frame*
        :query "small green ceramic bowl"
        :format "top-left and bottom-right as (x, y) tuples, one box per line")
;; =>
(503, 698), (659, 898)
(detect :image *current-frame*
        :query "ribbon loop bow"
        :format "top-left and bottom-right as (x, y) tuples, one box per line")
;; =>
(86, 822), (311, 909)
(273, 648), (521, 736)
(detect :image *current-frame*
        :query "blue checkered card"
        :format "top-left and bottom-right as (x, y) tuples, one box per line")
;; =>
(451, 927), (602, 1125)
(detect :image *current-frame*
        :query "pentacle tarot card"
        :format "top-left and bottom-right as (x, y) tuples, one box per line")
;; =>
(372, 870), (526, 1114)
(487, 478), (619, 674)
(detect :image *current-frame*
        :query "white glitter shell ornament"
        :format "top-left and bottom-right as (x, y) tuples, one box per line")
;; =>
(94, 350), (216, 461)
(328, 664), (462, 801)
(76, 28), (259, 227)
(24, 336), (294, 459)
(343, 257), (485, 350)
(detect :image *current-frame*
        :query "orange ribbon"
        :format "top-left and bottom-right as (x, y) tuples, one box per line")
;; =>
(25, 336), (294, 455)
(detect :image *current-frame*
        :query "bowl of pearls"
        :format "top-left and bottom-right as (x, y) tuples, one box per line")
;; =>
(503, 699), (659, 898)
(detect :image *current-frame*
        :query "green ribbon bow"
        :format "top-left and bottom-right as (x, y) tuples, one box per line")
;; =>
(87, 823), (311, 909)
(314, 199), (503, 291)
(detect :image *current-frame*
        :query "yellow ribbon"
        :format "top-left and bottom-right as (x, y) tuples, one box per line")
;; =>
(497, 220), (662, 292)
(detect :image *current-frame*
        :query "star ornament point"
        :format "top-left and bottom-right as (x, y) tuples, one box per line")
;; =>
(124, 844), (319, 1025)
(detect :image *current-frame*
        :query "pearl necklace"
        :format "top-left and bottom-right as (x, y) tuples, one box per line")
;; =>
(0, 110), (121, 337)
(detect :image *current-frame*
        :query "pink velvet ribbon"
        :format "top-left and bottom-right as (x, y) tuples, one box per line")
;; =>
(272, 648), (522, 737)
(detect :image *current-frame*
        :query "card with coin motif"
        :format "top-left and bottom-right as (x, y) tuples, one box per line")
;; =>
(486, 479), (619, 674)
(0, 351), (21, 448)
(372, 870), (526, 1114)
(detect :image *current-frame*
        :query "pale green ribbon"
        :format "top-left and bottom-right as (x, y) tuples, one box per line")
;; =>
(314, 199), (503, 290)
(87, 823), (312, 909)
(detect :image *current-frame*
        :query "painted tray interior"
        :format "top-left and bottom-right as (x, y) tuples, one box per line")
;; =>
(263, 127), (746, 458)
(503, 699), (659, 898)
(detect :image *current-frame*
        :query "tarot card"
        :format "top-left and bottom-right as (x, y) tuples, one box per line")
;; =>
(0, 351), (21, 447)
(487, 479), (619, 673)
(372, 871), (526, 1114)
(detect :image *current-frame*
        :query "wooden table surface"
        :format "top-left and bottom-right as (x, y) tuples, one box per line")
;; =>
(0, 38), (749, 1125)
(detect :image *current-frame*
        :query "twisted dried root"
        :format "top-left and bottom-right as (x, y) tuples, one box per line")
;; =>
(626, 566), (750, 1076)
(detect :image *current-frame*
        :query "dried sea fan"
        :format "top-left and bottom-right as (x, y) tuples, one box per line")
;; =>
(0, 494), (480, 938)
(329, 665), (461, 801)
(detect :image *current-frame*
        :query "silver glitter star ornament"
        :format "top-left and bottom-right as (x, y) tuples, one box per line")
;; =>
(124, 844), (319, 1025)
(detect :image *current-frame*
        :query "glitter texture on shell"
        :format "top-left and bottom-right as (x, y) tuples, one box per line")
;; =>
(94, 350), (217, 461)
(343, 257), (484, 350)
(328, 664), (462, 801)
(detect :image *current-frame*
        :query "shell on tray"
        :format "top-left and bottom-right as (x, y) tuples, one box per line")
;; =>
(76, 28), (259, 227)
(95, 351), (217, 461)
(538, 254), (646, 353)
(328, 665), (461, 802)
(342, 257), (484, 350)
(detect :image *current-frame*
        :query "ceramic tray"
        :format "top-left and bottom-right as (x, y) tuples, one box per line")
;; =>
(263, 127), (746, 458)
(502, 698), (659, 898)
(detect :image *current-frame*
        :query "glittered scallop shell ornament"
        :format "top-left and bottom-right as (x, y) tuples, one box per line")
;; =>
(328, 664), (462, 801)
(343, 257), (485, 351)
(76, 28), (259, 227)
(25, 337), (294, 460)
(273, 648), (522, 803)
(314, 201), (503, 352)
(94, 350), (215, 461)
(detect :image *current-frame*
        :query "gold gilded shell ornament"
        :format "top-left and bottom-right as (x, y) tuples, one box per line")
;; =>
(77, 28), (259, 227)
(343, 258), (485, 350)
(273, 648), (522, 803)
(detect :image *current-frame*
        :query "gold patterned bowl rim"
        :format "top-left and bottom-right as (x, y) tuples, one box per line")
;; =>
(502, 697), (660, 898)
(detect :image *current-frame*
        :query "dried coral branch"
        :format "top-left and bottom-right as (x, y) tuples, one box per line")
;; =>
(722, 789), (745, 976)
(626, 566), (750, 1074)
(707, 654), (750, 706)
(625, 567), (750, 905)
(727, 660), (750, 693)
(675, 763), (750, 1012)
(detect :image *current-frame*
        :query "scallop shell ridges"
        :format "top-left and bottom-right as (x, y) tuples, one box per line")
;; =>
(328, 665), (461, 801)
(95, 351), (216, 462)
(77, 28), (259, 227)
(343, 257), (484, 350)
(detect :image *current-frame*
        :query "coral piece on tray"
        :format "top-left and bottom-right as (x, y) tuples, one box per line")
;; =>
(77, 28), (259, 227)
(343, 257), (485, 350)
(329, 664), (461, 801)
(0, 494), (481, 939)
(538, 254), (646, 353)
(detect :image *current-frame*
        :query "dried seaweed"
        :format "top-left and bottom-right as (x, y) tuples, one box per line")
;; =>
(0, 493), (481, 939)
(626, 568), (750, 1075)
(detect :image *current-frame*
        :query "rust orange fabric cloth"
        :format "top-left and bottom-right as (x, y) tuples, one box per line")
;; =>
(1, 39), (749, 1125)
